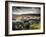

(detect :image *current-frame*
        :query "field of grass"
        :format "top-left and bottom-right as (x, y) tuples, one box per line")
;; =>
(29, 23), (40, 29)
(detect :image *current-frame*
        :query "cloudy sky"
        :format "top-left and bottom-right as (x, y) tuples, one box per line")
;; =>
(12, 6), (41, 15)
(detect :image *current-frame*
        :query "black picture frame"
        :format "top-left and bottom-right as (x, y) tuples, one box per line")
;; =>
(5, 1), (45, 36)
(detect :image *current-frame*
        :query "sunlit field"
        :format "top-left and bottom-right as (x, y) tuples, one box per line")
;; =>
(29, 22), (40, 29)
(12, 15), (40, 30)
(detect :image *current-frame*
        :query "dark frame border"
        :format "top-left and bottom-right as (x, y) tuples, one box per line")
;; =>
(5, 1), (45, 36)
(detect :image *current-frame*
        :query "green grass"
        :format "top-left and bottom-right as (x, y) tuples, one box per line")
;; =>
(29, 23), (40, 29)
